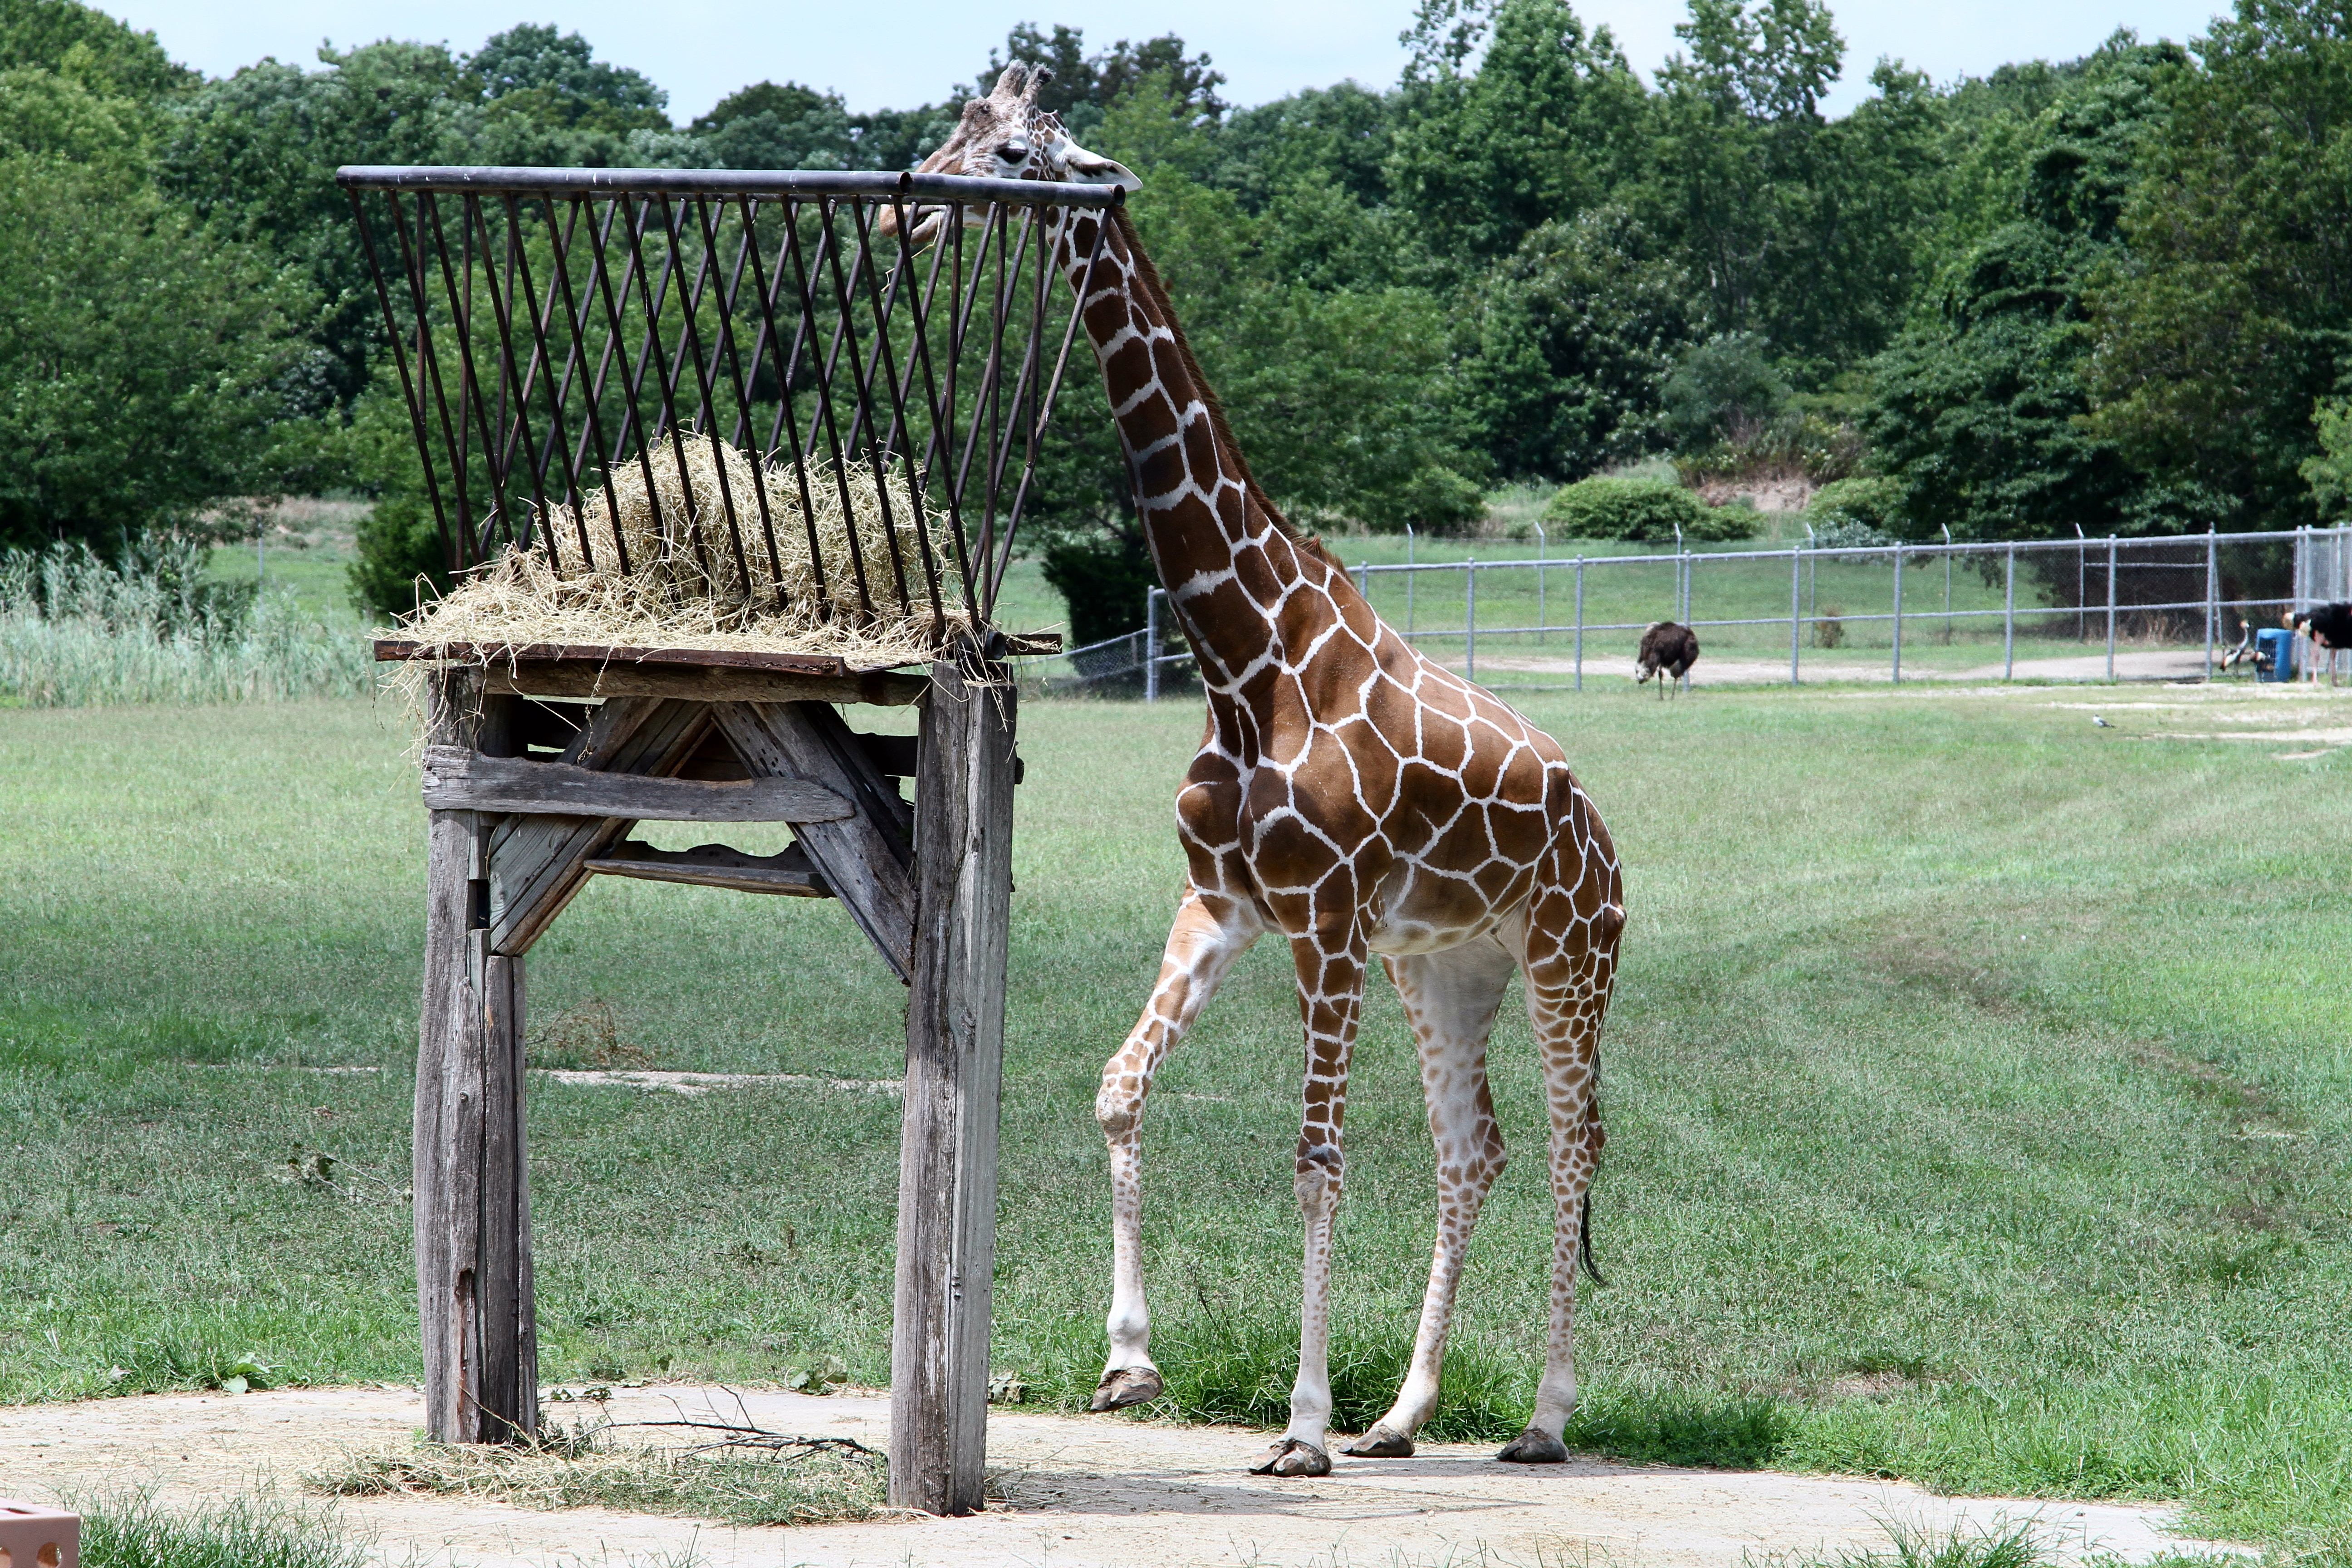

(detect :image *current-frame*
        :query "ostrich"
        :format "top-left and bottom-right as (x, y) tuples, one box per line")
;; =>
(2292, 603), (2352, 685)
(1636, 621), (1700, 696)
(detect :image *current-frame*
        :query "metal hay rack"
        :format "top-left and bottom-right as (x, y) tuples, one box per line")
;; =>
(340, 164), (1121, 644)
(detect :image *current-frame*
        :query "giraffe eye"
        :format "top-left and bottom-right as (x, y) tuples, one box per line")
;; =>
(999, 138), (1029, 165)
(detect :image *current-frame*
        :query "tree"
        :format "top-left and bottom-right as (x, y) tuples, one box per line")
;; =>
(691, 81), (857, 170)
(0, 0), (193, 98)
(1863, 44), (2182, 539)
(0, 155), (311, 549)
(2087, 0), (2352, 532)
(979, 22), (1225, 144)
(1461, 210), (1695, 478)
(1387, 0), (1647, 262)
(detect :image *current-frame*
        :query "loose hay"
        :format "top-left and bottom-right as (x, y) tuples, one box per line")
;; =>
(397, 433), (972, 671)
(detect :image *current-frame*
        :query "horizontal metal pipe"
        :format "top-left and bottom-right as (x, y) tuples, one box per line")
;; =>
(335, 165), (1123, 208)
(1354, 529), (2313, 573)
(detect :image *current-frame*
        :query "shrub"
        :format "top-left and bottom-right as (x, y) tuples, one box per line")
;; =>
(1544, 476), (1751, 542)
(1809, 475), (1903, 534)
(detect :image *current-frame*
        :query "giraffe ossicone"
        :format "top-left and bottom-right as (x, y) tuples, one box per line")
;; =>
(908, 75), (1627, 1474)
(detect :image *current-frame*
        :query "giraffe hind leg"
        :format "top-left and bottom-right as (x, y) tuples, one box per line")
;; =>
(1347, 935), (1517, 1458)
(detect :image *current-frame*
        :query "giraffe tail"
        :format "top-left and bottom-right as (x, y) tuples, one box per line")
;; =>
(1578, 1190), (1607, 1287)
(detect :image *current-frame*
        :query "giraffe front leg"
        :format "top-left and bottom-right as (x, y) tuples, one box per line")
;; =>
(1250, 924), (1366, 1479)
(1348, 936), (1518, 1459)
(1094, 888), (1260, 1411)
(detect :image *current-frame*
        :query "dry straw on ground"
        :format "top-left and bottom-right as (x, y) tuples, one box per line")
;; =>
(397, 433), (970, 670)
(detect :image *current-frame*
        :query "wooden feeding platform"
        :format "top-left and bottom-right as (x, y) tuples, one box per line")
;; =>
(343, 160), (1115, 1515)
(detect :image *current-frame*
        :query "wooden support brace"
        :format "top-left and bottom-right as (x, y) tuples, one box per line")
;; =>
(415, 667), (537, 1444)
(889, 661), (1018, 1515)
(420, 745), (849, 822)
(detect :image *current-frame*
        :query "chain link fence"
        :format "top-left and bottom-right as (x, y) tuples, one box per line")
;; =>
(1012, 527), (2352, 697)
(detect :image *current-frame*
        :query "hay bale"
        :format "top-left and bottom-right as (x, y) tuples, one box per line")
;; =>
(400, 433), (970, 668)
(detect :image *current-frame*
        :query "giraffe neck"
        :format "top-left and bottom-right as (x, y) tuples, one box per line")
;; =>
(1050, 206), (1329, 685)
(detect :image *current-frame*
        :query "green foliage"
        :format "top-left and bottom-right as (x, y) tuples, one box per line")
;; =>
(1390, 0), (1647, 261)
(1545, 475), (1748, 540)
(1807, 475), (1902, 531)
(1664, 332), (1793, 447)
(79, 1494), (364, 1568)
(0, 0), (192, 99)
(2087, 0), (2352, 532)
(1462, 210), (1695, 480)
(2303, 398), (2352, 523)
(1040, 529), (1157, 645)
(1864, 41), (2191, 541)
(692, 80), (858, 170)
(0, 153), (312, 549)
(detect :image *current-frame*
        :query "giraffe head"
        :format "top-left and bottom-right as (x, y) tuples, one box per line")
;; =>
(884, 64), (1138, 245)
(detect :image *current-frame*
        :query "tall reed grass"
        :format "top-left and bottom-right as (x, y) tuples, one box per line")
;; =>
(0, 540), (373, 707)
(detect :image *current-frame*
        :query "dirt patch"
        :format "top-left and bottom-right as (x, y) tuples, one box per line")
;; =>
(0, 1384), (2251, 1568)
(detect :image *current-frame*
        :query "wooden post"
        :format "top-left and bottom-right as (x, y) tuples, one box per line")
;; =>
(416, 667), (538, 1445)
(890, 658), (1017, 1515)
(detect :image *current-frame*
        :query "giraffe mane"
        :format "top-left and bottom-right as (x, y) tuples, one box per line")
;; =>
(1109, 206), (1310, 549)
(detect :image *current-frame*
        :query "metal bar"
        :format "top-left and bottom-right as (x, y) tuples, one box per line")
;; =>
(498, 194), (582, 560)
(1892, 545), (1904, 685)
(2205, 530), (2217, 681)
(1348, 528), (2318, 572)
(893, 195), (980, 627)
(1790, 546), (1800, 686)
(581, 198), (658, 575)
(693, 195), (784, 601)
(349, 191), (452, 568)
(658, 195), (754, 599)
(338, 165), (1122, 207)
(1573, 558), (1584, 691)
(619, 194), (713, 581)
(784, 199), (875, 619)
(2004, 544), (2016, 680)
(424, 193), (505, 556)
(739, 197), (828, 613)
(830, 199), (912, 616)
(1465, 558), (1476, 683)
(2117, 534), (2136, 681)
(1145, 587), (1161, 704)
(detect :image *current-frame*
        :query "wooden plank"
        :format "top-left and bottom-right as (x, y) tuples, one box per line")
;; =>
(584, 838), (832, 897)
(889, 661), (1018, 1515)
(415, 670), (538, 1446)
(421, 745), (849, 822)
(480, 659), (926, 708)
(482, 698), (709, 956)
(712, 701), (916, 981)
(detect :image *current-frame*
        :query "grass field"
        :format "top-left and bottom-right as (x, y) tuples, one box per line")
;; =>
(3, 685), (2349, 1556)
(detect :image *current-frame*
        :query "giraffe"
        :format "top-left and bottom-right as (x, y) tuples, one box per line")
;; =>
(906, 67), (1626, 1476)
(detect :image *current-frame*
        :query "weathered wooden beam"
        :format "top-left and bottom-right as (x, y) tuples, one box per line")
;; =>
(481, 699), (708, 956)
(416, 667), (538, 1446)
(483, 659), (926, 708)
(584, 838), (832, 897)
(889, 661), (1018, 1516)
(421, 745), (848, 822)
(712, 701), (916, 981)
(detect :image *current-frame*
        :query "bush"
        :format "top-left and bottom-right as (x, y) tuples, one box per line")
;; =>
(1808, 475), (1903, 534)
(1544, 476), (1751, 542)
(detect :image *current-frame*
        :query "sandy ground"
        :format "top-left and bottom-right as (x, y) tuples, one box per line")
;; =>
(0, 1384), (2253, 1568)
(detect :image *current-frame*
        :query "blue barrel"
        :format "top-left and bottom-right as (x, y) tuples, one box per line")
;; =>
(2257, 627), (2295, 681)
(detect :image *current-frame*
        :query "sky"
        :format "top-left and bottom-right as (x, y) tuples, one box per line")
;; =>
(105, 0), (2236, 122)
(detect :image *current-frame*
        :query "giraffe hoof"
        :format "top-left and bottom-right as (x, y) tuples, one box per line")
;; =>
(1343, 1424), (1415, 1458)
(1088, 1366), (1163, 1412)
(1496, 1426), (1569, 1464)
(1248, 1437), (1332, 1477)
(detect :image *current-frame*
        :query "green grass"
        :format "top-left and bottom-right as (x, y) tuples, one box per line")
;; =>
(4, 687), (2351, 1554)
(77, 1494), (363, 1568)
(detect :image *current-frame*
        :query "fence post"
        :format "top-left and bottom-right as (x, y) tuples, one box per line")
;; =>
(2004, 544), (2016, 681)
(1892, 545), (1904, 684)
(1941, 525), (1953, 645)
(1144, 588), (1160, 704)
(1534, 521), (1547, 645)
(1789, 546), (1801, 686)
(1405, 524), (1416, 636)
(2205, 529), (2218, 682)
(1574, 557), (1585, 691)
(2075, 524), (2087, 642)
(1465, 559), (1476, 683)
(2105, 535), (2117, 683)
